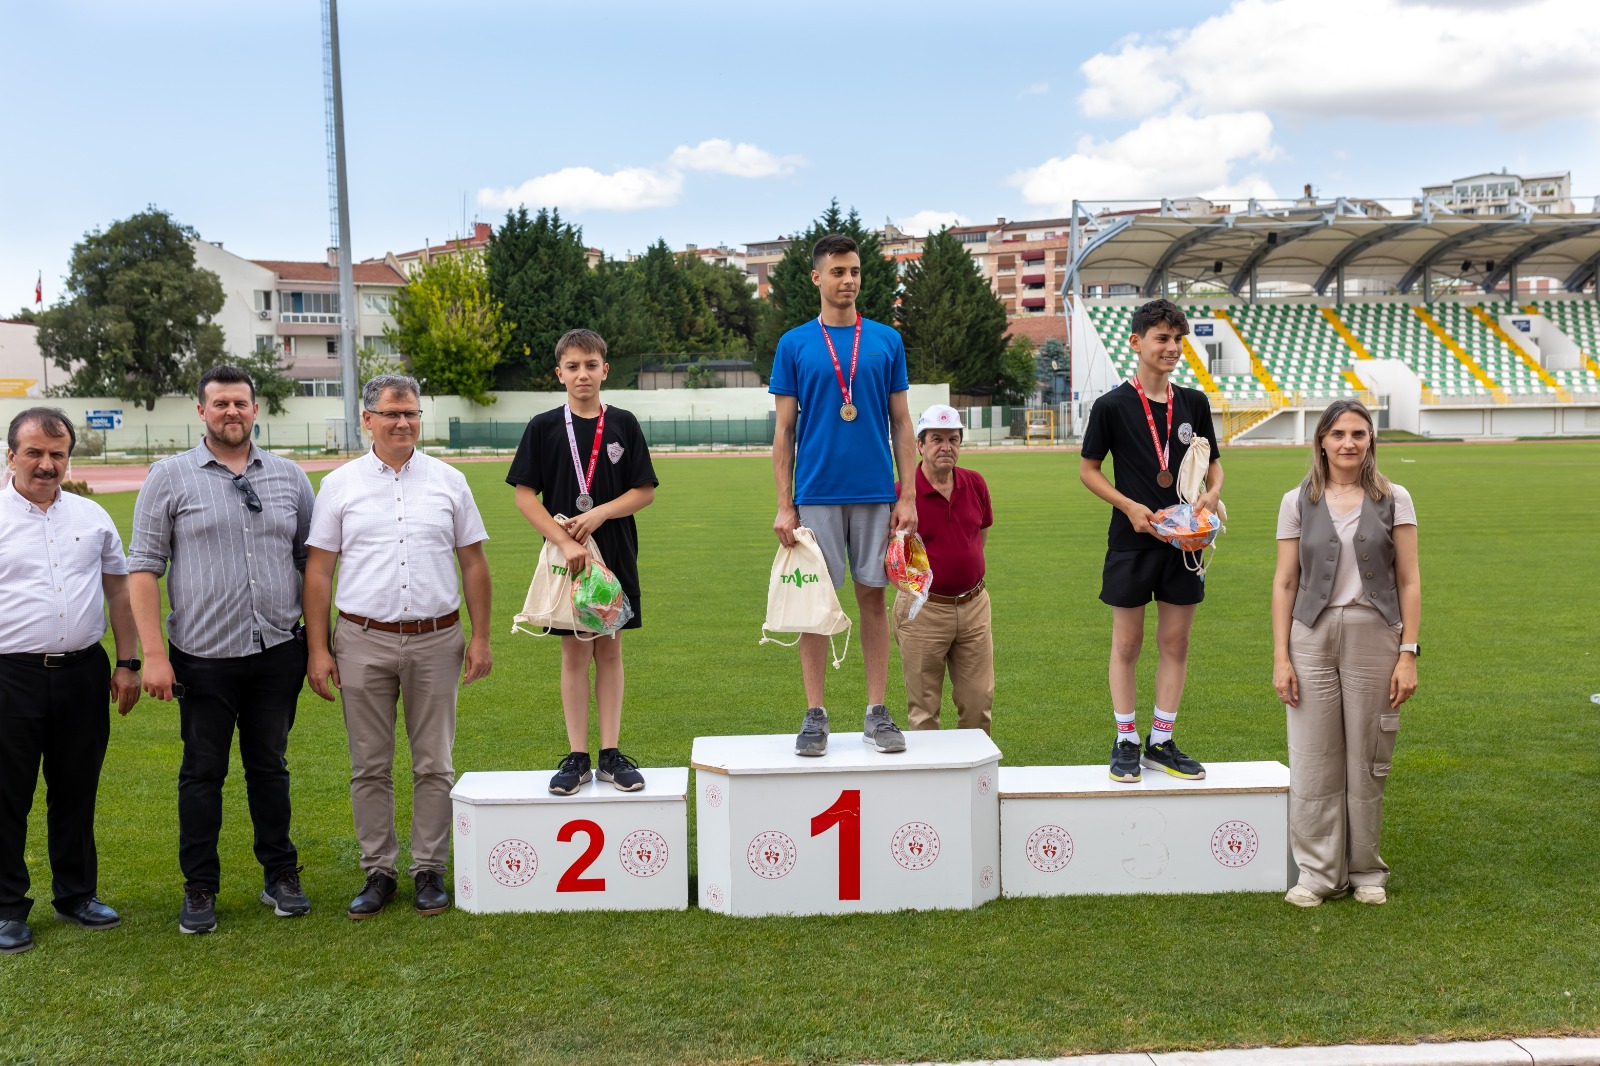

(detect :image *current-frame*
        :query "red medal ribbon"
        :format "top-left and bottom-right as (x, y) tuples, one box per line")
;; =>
(564, 403), (606, 497)
(817, 313), (862, 407)
(1131, 376), (1173, 478)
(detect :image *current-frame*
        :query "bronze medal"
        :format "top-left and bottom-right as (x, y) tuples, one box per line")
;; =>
(840, 403), (858, 422)
(1156, 470), (1174, 489)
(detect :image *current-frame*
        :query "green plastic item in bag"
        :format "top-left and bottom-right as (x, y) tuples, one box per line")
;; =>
(571, 562), (635, 635)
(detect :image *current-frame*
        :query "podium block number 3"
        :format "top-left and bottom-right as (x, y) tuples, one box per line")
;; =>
(1121, 806), (1170, 880)
(811, 789), (862, 901)
(557, 819), (607, 893)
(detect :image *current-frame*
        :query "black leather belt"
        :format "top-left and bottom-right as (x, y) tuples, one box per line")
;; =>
(0, 647), (97, 668)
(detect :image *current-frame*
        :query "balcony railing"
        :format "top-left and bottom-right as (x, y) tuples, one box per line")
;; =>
(281, 312), (342, 325)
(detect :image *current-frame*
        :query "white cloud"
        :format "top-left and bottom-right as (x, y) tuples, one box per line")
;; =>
(477, 166), (683, 213)
(1079, 0), (1600, 127)
(1018, 81), (1051, 99)
(898, 210), (972, 236)
(1011, 111), (1279, 211)
(667, 139), (803, 178)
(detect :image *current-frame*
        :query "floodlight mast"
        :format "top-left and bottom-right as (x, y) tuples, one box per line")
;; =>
(323, 0), (361, 450)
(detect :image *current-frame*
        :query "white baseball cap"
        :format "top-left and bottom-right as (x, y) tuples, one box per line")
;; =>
(916, 404), (964, 435)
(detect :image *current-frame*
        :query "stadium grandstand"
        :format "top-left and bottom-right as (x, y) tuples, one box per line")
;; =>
(1060, 194), (1600, 442)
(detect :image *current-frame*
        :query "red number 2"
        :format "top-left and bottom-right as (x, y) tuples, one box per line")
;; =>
(810, 789), (861, 901)
(556, 819), (606, 892)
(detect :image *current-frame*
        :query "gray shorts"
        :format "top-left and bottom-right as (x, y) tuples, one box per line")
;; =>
(797, 503), (892, 590)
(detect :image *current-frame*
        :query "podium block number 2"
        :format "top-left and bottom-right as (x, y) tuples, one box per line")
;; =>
(811, 789), (861, 901)
(557, 819), (607, 893)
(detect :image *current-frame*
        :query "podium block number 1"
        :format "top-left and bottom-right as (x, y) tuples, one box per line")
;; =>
(810, 789), (861, 901)
(557, 819), (607, 893)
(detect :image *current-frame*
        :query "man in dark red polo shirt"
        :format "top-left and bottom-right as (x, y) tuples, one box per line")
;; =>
(892, 404), (994, 734)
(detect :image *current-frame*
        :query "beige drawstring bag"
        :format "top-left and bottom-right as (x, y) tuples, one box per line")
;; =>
(512, 515), (608, 638)
(759, 526), (852, 668)
(1175, 438), (1226, 576)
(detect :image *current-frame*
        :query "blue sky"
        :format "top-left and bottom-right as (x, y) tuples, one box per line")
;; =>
(3, 0), (1596, 314)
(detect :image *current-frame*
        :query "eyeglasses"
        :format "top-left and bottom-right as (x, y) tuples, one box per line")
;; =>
(365, 409), (423, 422)
(231, 473), (263, 513)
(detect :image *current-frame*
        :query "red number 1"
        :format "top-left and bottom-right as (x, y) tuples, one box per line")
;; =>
(556, 819), (606, 892)
(810, 789), (861, 901)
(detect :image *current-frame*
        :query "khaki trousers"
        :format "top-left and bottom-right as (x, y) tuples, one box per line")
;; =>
(333, 620), (464, 879)
(893, 587), (994, 734)
(1286, 605), (1401, 895)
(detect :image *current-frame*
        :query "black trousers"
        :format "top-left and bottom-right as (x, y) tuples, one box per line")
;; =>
(170, 639), (306, 892)
(0, 648), (112, 921)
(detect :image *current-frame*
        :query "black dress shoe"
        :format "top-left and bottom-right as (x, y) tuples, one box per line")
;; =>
(347, 872), (397, 920)
(413, 870), (449, 916)
(0, 919), (32, 954)
(55, 896), (120, 930)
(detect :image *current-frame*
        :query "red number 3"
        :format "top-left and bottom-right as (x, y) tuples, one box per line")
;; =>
(556, 819), (606, 893)
(810, 789), (861, 901)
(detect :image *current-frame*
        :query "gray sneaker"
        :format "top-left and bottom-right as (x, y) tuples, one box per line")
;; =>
(794, 707), (829, 756)
(862, 705), (906, 753)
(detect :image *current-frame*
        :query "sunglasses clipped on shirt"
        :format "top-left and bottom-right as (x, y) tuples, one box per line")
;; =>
(231, 473), (263, 513)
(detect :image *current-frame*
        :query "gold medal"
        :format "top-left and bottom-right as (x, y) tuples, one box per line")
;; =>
(840, 403), (858, 422)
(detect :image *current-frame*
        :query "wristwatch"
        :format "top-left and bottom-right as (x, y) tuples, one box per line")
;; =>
(1398, 643), (1420, 657)
(116, 658), (142, 670)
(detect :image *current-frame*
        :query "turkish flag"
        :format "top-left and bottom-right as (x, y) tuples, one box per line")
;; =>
(34, 274), (41, 305)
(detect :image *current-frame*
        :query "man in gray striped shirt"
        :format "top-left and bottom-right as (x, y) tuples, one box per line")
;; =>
(128, 366), (316, 935)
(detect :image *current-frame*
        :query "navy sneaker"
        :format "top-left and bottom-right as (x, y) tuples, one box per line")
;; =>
(598, 748), (645, 792)
(1142, 738), (1206, 780)
(1109, 739), (1142, 783)
(549, 751), (593, 796)
(260, 866), (310, 917)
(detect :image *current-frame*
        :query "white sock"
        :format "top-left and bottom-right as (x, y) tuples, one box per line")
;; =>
(1114, 710), (1139, 747)
(1150, 706), (1177, 746)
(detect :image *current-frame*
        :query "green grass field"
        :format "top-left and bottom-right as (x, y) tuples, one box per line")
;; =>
(3, 441), (1597, 1065)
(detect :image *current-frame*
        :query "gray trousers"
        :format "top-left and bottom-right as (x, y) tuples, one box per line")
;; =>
(333, 620), (464, 879)
(1286, 605), (1401, 895)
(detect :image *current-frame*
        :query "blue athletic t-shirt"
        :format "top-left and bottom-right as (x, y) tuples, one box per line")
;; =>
(769, 316), (909, 505)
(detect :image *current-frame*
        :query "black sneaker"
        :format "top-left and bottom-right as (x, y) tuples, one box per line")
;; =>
(549, 751), (593, 796)
(179, 887), (217, 935)
(260, 866), (310, 917)
(1109, 739), (1142, 783)
(1142, 738), (1206, 780)
(598, 748), (645, 792)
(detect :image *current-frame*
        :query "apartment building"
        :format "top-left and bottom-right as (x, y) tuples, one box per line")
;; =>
(1421, 170), (1573, 215)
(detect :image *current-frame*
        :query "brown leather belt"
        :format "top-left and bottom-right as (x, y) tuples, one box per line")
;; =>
(925, 579), (986, 606)
(339, 610), (460, 634)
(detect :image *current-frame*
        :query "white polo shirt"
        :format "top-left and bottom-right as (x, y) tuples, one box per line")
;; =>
(0, 482), (129, 654)
(307, 448), (488, 622)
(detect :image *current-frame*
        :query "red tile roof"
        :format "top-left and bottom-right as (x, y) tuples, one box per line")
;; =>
(251, 260), (407, 286)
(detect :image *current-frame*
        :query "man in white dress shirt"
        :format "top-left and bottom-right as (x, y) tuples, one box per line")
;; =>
(304, 375), (492, 920)
(0, 409), (141, 955)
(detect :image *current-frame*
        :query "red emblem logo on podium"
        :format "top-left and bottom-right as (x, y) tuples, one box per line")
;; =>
(746, 830), (798, 879)
(1210, 821), (1259, 868)
(488, 838), (539, 887)
(704, 783), (723, 808)
(979, 865), (995, 890)
(891, 821), (942, 871)
(455, 812), (472, 837)
(705, 883), (725, 908)
(1026, 824), (1074, 873)
(458, 876), (474, 901)
(619, 829), (670, 878)
(977, 771), (993, 796)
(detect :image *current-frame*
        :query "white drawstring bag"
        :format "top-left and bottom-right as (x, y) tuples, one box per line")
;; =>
(1175, 438), (1225, 577)
(758, 526), (852, 668)
(512, 515), (608, 639)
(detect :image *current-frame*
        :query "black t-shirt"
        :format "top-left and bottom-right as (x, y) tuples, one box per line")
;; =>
(1081, 381), (1221, 552)
(506, 404), (658, 622)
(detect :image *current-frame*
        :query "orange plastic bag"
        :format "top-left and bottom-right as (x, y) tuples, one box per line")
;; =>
(884, 530), (933, 620)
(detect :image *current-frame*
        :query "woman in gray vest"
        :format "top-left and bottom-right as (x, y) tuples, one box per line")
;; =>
(1270, 399), (1420, 908)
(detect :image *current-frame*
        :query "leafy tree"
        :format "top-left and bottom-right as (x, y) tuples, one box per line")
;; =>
(756, 199), (898, 361)
(486, 207), (597, 390)
(637, 239), (723, 354)
(385, 250), (510, 406)
(9, 307), (37, 323)
(1037, 337), (1068, 404)
(679, 252), (758, 350)
(683, 356), (725, 389)
(998, 335), (1039, 406)
(897, 228), (1012, 397)
(357, 343), (402, 384)
(184, 347), (298, 416)
(37, 207), (226, 410)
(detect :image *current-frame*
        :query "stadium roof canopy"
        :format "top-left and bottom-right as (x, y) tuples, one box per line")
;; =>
(1061, 199), (1600, 300)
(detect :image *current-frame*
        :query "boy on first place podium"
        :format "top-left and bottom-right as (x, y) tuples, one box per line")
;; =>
(508, 329), (660, 796)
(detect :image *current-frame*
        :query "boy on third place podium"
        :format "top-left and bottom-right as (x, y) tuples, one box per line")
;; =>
(770, 233), (920, 757)
(1078, 298), (1223, 785)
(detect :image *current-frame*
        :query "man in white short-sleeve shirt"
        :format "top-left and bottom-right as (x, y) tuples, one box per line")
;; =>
(303, 374), (492, 920)
(0, 409), (141, 955)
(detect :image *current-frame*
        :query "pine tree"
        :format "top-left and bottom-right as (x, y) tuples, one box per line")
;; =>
(485, 207), (597, 389)
(897, 228), (1013, 397)
(756, 199), (899, 362)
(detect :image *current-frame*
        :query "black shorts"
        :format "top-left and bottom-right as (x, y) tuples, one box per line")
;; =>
(1099, 548), (1205, 608)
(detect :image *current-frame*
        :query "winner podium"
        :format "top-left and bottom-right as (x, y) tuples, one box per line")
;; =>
(692, 730), (1001, 917)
